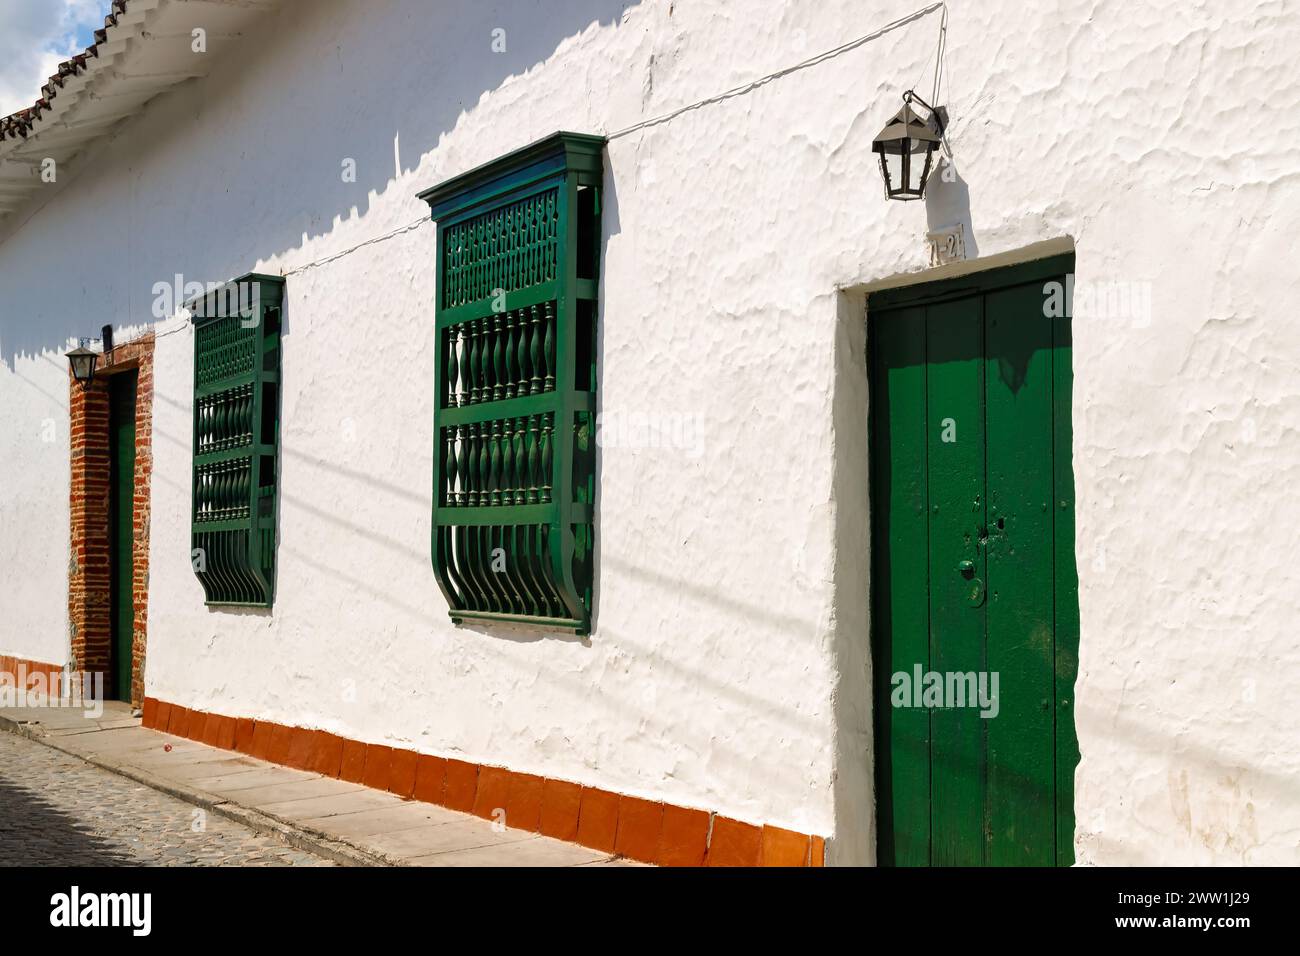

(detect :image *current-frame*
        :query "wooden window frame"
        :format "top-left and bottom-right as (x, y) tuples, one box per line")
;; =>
(418, 132), (605, 635)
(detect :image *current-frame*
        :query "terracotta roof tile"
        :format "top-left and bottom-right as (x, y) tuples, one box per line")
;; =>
(0, 1), (127, 142)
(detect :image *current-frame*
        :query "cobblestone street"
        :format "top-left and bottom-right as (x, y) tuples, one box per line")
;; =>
(0, 732), (334, 866)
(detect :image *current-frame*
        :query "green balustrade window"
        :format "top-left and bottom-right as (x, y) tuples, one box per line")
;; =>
(419, 132), (604, 635)
(186, 273), (283, 607)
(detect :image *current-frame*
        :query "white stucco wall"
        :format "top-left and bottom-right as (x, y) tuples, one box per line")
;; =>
(1, 0), (1297, 864)
(0, 317), (70, 668)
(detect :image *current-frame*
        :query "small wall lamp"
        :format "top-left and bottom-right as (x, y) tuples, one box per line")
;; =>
(65, 326), (114, 390)
(65, 342), (99, 390)
(872, 89), (948, 201)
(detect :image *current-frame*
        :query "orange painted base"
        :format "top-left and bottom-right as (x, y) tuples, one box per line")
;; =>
(0, 656), (64, 697)
(141, 696), (825, 867)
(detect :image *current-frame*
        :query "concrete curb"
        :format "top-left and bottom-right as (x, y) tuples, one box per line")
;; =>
(0, 713), (396, 867)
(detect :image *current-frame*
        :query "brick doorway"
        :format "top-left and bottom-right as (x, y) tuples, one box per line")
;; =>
(68, 334), (153, 706)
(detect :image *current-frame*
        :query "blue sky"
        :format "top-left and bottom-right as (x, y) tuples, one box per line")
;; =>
(0, 1), (111, 116)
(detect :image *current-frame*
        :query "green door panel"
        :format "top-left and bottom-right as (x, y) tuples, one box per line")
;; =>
(870, 305), (931, 867)
(869, 254), (1078, 867)
(925, 294), (987, 866)
(984, 282), (1056, 865)
(109, 372), (137, 702)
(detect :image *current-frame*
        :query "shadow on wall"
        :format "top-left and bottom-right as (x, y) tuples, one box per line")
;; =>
(586, 165), (622, 639)
(0, 0), (642, 369)
(924, 156), (979, 259)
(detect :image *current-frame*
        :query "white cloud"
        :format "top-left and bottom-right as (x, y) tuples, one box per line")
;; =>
(0, 1), (110, 117)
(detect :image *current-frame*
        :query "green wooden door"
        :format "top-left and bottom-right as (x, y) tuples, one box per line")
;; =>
(109, 371), (137, 702)
(869, 255), (1079, 866)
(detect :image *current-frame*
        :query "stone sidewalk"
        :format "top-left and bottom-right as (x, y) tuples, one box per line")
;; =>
(0, 732), (336, 865)
(0, 700), (637, 867)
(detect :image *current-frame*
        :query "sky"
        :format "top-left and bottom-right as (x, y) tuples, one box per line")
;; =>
(0, 0), (109, 117)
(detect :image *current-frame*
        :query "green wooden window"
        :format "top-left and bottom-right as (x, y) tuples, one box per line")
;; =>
(187, 273), (283, 607)
(419, 132), (604, 635)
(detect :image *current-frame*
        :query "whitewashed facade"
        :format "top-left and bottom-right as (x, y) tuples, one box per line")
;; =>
(1, 0), (1297, 865)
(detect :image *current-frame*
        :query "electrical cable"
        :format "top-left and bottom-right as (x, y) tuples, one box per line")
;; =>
(101, 1), (951, 345)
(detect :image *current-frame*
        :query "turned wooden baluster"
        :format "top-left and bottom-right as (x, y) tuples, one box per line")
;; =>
(512, 419), (527, 505)
(474, 219), (484, 301)
(526, 415), (541, 504)
(447, 229), (456, 306)
(524, 204), (533, 286)
(493, 421), (509, 509)
(528, 305), (543, 394)
(478, 317), (492, 404)
(444, 428), (458, 507)
(504, 312), (519, 399)
(492, 314), (506, 402)
(446, 328), (459, 408)
(465, 424), (479, 507)
(544, 302), (556, 392)
(470, 321), (486, 403)
(480, 423), (493, 508)
(546, 192), (557, 280)
(515, 310), (526, 396)
(488, 420), (503, 506)
(463, 226), (470, 303)
(457, 327), (468, 407)
(479, 423), (492, 508)
(487, 213), (496, 296)
(505, 208), (514, 292)
(540, 413), (553, 503)
(455, 425), (469, 506)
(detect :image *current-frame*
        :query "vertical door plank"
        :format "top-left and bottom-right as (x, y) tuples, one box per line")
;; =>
(870, 305), (931, 866)
(984, 282), (1056, 865)
(925, 295), (986, 866)
(1052, 281), (1081, 866)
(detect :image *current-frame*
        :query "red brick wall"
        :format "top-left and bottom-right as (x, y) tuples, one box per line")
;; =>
(68, 380), (110, 678)
(68, 334), (154, 707)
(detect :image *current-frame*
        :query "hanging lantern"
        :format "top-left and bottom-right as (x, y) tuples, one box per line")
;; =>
(66, 342), (100, 389)
(872, 90), (946, 201)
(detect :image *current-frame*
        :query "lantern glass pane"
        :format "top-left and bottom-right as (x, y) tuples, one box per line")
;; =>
(916, 146), (935, 197)
(71, 354), (94, 381)
(881, 151), (904, 196)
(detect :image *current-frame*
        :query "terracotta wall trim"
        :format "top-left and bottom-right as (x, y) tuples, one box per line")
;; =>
(0, 656), (65, 697)
(141, 696), (826, 867)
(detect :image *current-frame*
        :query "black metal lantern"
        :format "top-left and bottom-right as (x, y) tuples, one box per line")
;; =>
(872, 90), (946, 201)
(66, 342), (99, 389)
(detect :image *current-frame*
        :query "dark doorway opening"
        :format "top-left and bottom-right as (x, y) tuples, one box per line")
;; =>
(108, 371), (138, 701)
